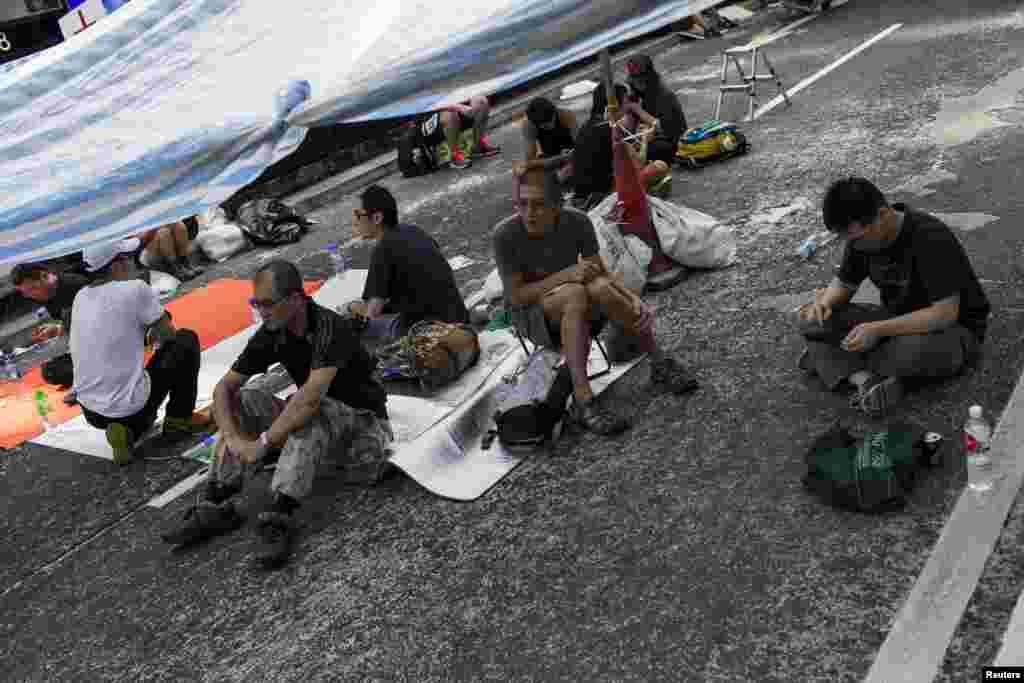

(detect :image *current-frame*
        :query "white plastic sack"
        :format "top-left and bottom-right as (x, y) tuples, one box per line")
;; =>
(149, 270), (181, 299)
(197, 206), (230, 231)
(194, 223), (251, 262)
(587, 195), (653, 293)
(648, 196), (737, 269)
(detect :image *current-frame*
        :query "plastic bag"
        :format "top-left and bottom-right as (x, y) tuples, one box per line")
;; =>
(587, 194), (652, 293)
(194, 223), (251, 262)
(648, 196), (737, 269)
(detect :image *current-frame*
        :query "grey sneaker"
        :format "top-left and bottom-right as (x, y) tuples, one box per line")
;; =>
(161, 500), (243, 546)
(650, 356), (700, 395)
(850, 375), (904, 416)
(570, 399), (631, 436)
(255, 511), (296, 568)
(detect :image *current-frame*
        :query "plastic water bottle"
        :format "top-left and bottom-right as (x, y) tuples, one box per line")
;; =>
(1, 351), (19, 380)
(964, 404), (993, 492)
(182, 434), (218, 465)
(797, 235), (819, 259)
(34, 389), (54, 431)
(325, 243), (349, 279)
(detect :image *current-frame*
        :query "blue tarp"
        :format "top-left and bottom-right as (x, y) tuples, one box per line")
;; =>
(0, 0), (713, 265)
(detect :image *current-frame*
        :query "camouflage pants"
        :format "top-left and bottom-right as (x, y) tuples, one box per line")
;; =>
(210, 388), (392, 501)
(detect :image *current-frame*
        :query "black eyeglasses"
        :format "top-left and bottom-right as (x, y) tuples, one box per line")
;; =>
(249, 292), (293, 310)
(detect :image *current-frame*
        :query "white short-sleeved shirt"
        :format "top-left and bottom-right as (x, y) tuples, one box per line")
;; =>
(70, 280), (165, 418)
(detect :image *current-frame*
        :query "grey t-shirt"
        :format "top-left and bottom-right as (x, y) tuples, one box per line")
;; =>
(493, 208), (600, 294)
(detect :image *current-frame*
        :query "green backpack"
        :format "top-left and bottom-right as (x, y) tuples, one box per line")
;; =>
(803, 422), (926, 513)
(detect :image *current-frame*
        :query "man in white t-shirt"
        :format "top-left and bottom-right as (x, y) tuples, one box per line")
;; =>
(70, 238), (212, 465)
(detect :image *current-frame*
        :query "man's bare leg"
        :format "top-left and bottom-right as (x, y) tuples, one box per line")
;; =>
(467, 95), (491, 155)
(540, 284), (594, 402)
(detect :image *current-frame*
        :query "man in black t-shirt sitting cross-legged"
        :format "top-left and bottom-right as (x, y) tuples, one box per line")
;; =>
(162, 260), (392, 568)
(797, 177), (991, 416)
(346, 185), (469, 345)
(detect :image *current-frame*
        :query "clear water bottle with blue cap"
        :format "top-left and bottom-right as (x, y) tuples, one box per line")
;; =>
(1, 350), (19, 380)
(325, 243), (349, 279)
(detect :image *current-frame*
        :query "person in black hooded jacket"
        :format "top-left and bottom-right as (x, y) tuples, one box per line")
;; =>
(624, 54), (686, 166)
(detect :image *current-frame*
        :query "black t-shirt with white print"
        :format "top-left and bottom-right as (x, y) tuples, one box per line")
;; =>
(836, 204), (990, 340)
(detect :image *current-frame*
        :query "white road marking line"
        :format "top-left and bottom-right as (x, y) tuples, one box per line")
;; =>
(864, 369), (1024, 682)
(996, 586), (1024, 665)
(146, 468), (209, 509)
(753, 23), (903, 119)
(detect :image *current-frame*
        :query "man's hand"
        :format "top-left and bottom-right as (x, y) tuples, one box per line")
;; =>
(576, 257), (603, 284)
(347, 300), (369, 319)
(513, 161), (528, 177)
(797, 289), (832, 326)
(32, 323), (62, 344)
(228, 436), (266, 465)
(841, 323), (882, 353)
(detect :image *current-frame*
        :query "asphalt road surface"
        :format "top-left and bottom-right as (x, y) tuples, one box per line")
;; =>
(3, 1), (1024, 680)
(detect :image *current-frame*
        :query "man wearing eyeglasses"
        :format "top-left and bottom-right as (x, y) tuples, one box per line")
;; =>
(797, 177), (990, 415)
(346, 185), (469, 344)
(70, 239), (211, 466)
(493, 168), (699, 437)
(162, 260), (391, 568)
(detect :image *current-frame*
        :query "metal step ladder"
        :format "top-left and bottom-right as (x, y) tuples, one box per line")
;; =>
(714, 40), (791, 122)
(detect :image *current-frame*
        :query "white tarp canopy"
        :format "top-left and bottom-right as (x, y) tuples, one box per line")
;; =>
(0, 0), (716, 265)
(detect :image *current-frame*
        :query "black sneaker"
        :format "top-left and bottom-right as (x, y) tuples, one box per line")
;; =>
(161, 500), (243, 546)
(255, 511), (295, 568)
(650, 356), (700, 395)
(570, 399), (631, 436)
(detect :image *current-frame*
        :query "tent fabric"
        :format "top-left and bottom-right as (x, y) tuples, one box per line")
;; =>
(1, 0), (716, 266)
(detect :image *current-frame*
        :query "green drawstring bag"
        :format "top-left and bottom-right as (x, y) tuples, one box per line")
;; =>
(803, 421), (925, 513)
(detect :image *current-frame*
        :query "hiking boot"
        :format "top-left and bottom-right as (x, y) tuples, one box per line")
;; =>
(255, 511), (296, 568)
(570, 399), (631, 436)
(650, 356), (700, 395)
(163, 411), (216, 438)
(850, 375), (904, 416)
(450, 150), (472, 170)
(106, 423), (135, 466)
(161, 500), (243, 546)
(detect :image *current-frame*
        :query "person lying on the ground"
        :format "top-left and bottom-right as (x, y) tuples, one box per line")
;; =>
(13, 263), (91, 402)
(346, 185), (469, 345)
(70, 238), (212, 465)
(417, 95), (501, 170)
(796, 177), (990, 415)
(493, 168), (699, 436)
(136, 220), (205, 281)
(162, 260), (392, 568)
(625, 54), (686, 166)
(513, 97), (579, 186)
(570, 83), (671, 211)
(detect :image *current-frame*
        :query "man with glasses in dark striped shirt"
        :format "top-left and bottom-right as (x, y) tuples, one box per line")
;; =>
(162, 260), (391, 568)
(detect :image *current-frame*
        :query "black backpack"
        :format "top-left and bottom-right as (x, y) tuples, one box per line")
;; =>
(397, 122), (439, 178)
(234, 198), (312, 246)
(802, 421), (927, 513)
(485, 364), (574, 452)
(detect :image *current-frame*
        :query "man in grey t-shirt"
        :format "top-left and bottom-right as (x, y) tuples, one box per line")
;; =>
(493, 168), (699, 436)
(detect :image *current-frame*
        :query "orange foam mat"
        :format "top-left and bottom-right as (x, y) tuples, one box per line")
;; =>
(0, 278), (322, 449)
